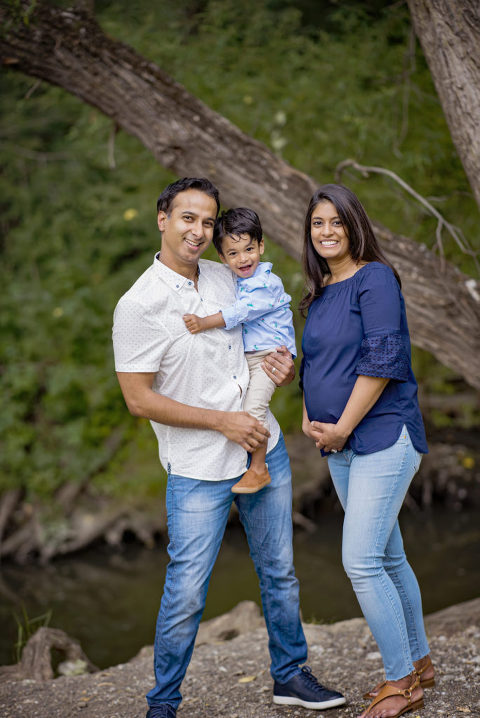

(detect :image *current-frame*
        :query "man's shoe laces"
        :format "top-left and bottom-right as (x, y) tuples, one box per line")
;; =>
(299, 665), (326, 692)
(148, 706), (176, 718)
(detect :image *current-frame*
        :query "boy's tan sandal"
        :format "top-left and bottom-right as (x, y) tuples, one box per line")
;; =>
(363, 655), (435, 699)
(362, 674), (423, 718)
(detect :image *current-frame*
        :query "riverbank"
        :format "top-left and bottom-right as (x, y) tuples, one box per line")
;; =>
(1, 431), (479, 564)
(1, 598), (479, 717)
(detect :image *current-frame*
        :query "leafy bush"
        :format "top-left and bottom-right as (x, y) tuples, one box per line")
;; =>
(1, 0), (478, 501)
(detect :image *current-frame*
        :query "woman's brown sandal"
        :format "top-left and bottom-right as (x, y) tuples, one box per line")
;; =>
(415, 655), (435, 688)
(363, 655), (435, 699)
(361, 674), (423, 718)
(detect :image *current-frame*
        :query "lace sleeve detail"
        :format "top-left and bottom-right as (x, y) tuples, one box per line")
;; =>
(355, 333), (409, 382)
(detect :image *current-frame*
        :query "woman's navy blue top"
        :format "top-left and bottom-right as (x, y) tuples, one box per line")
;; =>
(300, 262), (428, 455)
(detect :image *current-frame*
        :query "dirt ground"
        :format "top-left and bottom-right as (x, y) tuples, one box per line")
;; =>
(0, 598), (479, 718)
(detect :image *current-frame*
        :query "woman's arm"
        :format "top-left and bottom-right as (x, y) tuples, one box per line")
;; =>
(310, 375), (389, 452)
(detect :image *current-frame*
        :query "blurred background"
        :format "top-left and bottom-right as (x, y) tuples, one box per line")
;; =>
(1, 0), (479, 670)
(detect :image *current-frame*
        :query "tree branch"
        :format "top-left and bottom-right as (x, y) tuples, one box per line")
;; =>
(335, 159), (479, 272)
(1, 1), (479, 388)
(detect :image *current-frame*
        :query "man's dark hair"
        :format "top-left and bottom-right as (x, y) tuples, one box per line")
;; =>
(213, 207), (263, 254)
(156, 177), (220, 216)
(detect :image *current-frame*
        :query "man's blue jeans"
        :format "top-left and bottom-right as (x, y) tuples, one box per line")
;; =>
(327, 426), (430, 680)
(146, 434), (307, 709)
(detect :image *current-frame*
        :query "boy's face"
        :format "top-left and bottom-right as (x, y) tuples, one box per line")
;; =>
(219, 233), (264, 279)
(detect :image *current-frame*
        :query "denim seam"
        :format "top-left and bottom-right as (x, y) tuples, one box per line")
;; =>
(153, 478), (177, 680)
(237, 504), (278, 669)
(389, 560), (420, 658)
(392, 440), (423, 660)
(375, 439), (414, 679)
(237, 478), (304, 683)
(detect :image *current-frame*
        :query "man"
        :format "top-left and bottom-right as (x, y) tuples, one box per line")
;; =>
(112, 177), (345, 718)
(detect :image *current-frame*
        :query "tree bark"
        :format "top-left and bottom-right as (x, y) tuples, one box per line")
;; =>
(1, 2), (479, 388)
(407, 0), (480, 210)
(0, 627), (97, 681)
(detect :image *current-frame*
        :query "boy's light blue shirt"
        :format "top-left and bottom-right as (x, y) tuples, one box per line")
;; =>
(220, 262), (296, 358)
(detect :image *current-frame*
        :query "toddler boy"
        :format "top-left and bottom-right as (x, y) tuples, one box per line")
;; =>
(183, 207), (296, 493)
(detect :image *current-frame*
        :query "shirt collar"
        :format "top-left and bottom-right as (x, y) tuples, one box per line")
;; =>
(153, 252), (199, 292)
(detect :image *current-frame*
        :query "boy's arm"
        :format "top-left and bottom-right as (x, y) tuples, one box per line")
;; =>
(116, 371), (269, 452)
(221, 286), (291, 329)
(183, 312), (225, 334)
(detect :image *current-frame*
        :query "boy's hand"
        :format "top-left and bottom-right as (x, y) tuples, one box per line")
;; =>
(262, 346), (295, 386)
(183, 312), (226, 333)
(183, 314), (205, 334)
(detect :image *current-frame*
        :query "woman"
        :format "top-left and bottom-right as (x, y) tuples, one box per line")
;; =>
(300, 184), (434, 718)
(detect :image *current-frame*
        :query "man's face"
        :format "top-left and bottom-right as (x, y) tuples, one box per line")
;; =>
(157, 189), (217, 275)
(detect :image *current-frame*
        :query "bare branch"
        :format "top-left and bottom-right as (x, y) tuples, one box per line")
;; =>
(335, 159), (479, 273)
(107, 122), (118, 170)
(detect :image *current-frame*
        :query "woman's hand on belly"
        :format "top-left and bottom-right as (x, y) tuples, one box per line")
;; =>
(309, 421), (349, 453)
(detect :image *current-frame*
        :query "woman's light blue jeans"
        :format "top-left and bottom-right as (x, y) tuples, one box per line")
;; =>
(146, 434), (307, 709)
(327, 426), (429, 680)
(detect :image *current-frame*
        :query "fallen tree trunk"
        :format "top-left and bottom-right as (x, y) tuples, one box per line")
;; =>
(1, 2), (479, 388)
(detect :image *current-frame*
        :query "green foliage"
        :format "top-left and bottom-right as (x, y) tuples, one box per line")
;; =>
(13, 604), (52, 663)
(1, 0), (478, 503)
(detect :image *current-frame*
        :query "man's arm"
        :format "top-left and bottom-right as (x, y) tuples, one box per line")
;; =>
(116, 371), (269, 452)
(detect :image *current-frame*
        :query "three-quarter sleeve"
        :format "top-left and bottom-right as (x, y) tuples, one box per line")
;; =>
(355, 265), (410, 381)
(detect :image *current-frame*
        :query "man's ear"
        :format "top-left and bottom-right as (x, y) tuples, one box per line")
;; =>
(157, 211), (167, 232)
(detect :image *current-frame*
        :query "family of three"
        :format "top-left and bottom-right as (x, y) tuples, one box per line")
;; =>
(112, 177), (434, 718)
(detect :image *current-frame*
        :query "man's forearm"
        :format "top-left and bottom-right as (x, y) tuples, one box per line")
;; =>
(121, 379), (224, 430)
(116, 372), (269, 452)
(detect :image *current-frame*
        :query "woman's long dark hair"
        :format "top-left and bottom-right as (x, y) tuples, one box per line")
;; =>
(299, 184), (401, 315)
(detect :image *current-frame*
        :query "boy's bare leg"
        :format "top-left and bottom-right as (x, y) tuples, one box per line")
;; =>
(231, 441), (271, 494)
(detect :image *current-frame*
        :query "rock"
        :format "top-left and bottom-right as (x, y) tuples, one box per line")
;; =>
(196, 600), (264, 645)
(0, 599), (478, 717)
(57, 659), (90, 677)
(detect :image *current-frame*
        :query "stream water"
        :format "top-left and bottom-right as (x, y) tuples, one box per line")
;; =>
(0, 507), (479, 669)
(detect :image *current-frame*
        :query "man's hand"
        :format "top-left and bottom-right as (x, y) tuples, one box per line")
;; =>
(262, 346), (295, 387)
(183, 314), (205, 334)
(218, 411), (270, 452)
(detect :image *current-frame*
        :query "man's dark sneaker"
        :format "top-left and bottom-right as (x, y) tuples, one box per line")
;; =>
(273, 665), (346, 710)
(146, 705), (176, 718)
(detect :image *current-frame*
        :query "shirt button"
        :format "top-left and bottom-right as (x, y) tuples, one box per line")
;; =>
(188, 281), (192, 285)
(176, 284), (179, 288)
(233, 375), (237, 379)
(228, 345), (231, 350)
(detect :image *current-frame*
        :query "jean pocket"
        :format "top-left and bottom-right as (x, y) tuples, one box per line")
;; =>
(413, 450), (422, 474)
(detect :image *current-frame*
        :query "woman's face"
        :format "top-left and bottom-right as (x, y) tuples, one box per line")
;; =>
(310, 200), (350, 263)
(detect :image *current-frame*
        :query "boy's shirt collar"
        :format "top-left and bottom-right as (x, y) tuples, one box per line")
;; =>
(236, 261), (272, 284)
